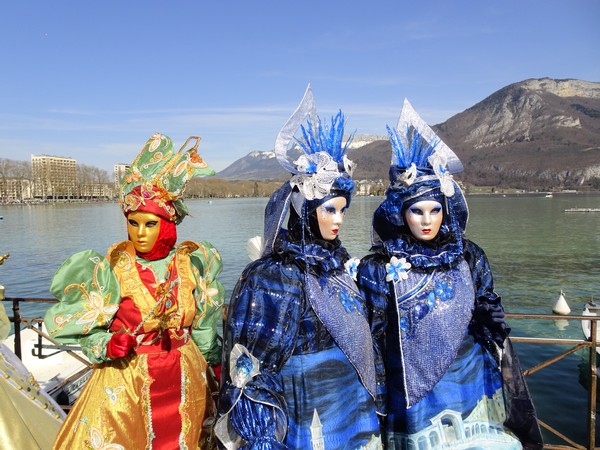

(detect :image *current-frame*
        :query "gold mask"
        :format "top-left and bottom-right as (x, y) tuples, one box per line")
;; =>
(127, 211), (162, 254)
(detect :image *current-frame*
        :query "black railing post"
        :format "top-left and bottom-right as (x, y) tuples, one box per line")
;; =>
(11, 298), (22, 359)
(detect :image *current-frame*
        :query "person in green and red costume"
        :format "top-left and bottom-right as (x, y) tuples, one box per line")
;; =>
(45, 133), (224, 449)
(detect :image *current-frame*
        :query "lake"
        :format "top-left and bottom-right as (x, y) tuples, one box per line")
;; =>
(1, 193), (600, 445)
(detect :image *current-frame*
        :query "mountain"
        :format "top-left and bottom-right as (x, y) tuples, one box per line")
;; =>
(436, 78), (600, 189)
(218, 78), (600, 190)
(216, 135), (386, 181)
(216, 150), (288, 181)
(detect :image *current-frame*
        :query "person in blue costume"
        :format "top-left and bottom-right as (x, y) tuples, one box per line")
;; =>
(357, 100), (543, 450)
(216, 86), (384, 450)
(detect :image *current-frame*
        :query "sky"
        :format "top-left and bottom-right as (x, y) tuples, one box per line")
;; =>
(0, 0), (598, 174)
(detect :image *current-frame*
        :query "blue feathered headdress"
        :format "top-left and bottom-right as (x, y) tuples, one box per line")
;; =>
(387, 98), (463, 195)
(261, 84), (356, 257)
(372, 99), (469, 256)
(274, 85), (355, 207)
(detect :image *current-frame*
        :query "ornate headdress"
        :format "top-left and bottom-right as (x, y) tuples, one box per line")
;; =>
(260, 85), (355, 257)
(252, 87), (379, 403)
(372, 99), (469, 266)
(119, 133), (215, 224)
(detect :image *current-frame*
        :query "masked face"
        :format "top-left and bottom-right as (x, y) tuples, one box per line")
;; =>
(316, 197), (347, 241)
(127, 211), (162, 254)
(404, 200), (443, 241)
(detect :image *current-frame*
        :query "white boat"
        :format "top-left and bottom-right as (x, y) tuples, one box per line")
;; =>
(2, 256), (91, 409)
(4, 324), (92, 405)
(565, 208), (600, 213)
(581, 301), (600, 355)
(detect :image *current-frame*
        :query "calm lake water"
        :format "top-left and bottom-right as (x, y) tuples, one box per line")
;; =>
(1, 193), (600, 445)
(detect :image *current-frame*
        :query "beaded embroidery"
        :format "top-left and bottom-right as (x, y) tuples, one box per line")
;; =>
(397, 271), (458, 339)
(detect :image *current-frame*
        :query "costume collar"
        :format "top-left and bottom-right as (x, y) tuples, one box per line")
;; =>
(276, 236), (349, 274)
(374, 233), (464, 269)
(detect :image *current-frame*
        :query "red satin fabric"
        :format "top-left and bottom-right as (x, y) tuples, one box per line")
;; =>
(109, 260), (180, 335)
(109, 297), (143, 333)
(124, 185), (175, 222)
(108, 259), (189, 447)
(148, 350), (183, 448)
(211, 363), (222, 383)
(106, 332), (137, 359)
(133, 330), (188, 354)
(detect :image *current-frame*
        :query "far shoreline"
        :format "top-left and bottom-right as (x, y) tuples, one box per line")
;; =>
(1, 187), (599, 208)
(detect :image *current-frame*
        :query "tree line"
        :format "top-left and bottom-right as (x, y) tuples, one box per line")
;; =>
(0, 157), (290, 200)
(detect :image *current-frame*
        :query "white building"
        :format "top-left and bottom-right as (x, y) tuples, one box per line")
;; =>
(31, 154), (77, 199)
(79, 183), (113, 199)
(392, 390), (521, 450)
(310, 409), (324, 450)
(0, 178), (31, 202)
(113, 163), (130, 194)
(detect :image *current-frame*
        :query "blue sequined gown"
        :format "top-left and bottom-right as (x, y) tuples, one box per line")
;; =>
(358, 239), (539, 450)
(217, 236), (383, 449)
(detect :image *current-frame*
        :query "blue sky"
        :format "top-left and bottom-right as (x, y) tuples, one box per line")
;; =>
(1, 1), (598, 173)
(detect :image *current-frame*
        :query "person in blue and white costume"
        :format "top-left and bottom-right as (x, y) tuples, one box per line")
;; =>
(357, 100), (543, 450)
(216, 86), (384, 449)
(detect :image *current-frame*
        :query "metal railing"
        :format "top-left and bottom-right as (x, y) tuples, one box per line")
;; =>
(2, 298), (599, 449)
(2, 297), (93, 411)
(505, 312), (598, 450)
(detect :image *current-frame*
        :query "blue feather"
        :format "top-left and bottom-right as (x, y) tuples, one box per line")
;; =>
(387, 125), (439, 169)
(296, 110), (352, 164)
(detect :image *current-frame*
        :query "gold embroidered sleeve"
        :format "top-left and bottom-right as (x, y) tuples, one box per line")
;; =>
(44, 250), (122, 363)
(187, 241), (225, 366)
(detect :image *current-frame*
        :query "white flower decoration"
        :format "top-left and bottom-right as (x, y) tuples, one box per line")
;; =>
(86, 425), (125, 450)
(343, 154), (355, 177)
(75, 291), (119, 333)
(197, 277), (219, 306)
(429, 153), (455, 197)
(344, 257), (360, 281)
(290, 151), (341, 200)
(385, 256), (411, 282)
(399, 163), (417, 186)
(104, 386), (125, 404)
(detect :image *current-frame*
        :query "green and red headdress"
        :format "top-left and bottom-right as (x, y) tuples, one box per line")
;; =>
(119, 133), (215, 224)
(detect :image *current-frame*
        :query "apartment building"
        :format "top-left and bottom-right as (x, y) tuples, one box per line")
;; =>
(0, 178), (31, 202)
(31, 154), (77, 199)
(113, 163), (130, 193)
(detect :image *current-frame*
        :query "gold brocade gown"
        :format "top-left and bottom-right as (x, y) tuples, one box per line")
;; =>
(46, 241), (224, 450)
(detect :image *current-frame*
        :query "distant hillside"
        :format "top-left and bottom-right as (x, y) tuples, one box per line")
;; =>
(217, 150), (288, 181)
(217, 135), (385, 181)
(218, 78), (600, 190)
(436, 78), (600, 189)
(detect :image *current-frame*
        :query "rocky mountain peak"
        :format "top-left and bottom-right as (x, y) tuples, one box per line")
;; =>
(438, 78), (600, 151)
(218, 78), (600, 190)
(520, 78), (600, 98)
(433, 77), (600, 188)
